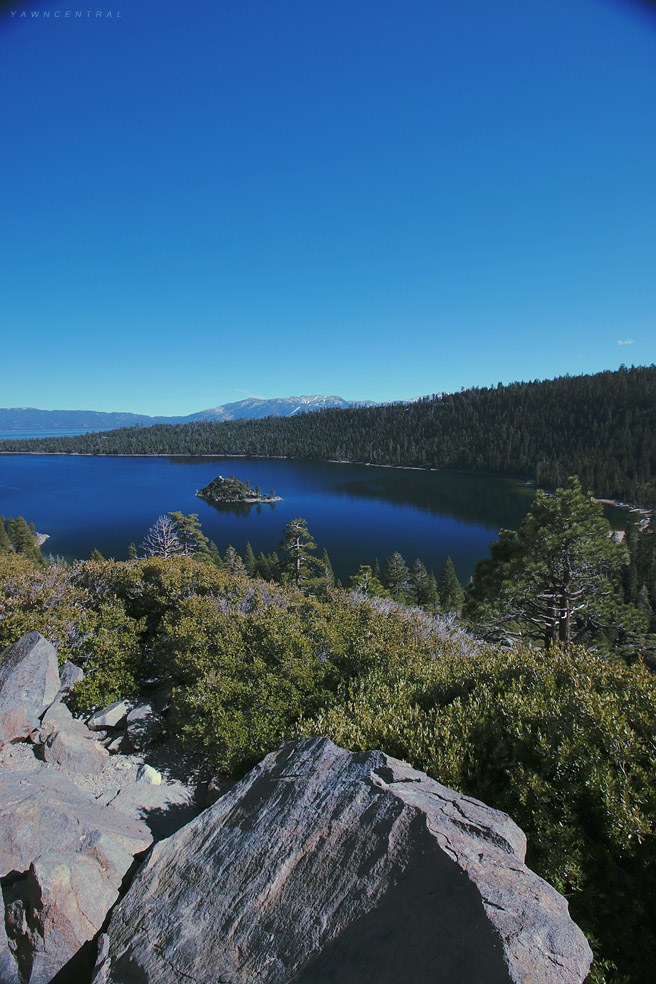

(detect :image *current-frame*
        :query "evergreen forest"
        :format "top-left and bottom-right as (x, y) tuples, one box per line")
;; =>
(1, 365), (654, 504)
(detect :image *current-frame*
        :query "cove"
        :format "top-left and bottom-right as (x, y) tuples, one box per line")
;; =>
(0, 455), (624, 583)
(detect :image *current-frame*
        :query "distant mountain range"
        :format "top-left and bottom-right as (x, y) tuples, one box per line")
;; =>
(186, 395), (373, 422)
(0, 395), (376, 434)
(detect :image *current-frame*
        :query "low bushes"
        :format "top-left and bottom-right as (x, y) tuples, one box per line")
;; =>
(300, 644), (656, 983)
(2, 552), (655, 980)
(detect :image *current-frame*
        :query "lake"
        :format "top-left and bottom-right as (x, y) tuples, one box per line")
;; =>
(0, 455), (626, 584)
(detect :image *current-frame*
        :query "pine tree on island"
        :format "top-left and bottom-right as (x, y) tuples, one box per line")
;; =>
(196, 475), (281, 505)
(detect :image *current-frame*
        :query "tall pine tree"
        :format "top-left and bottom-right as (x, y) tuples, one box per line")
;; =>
(438, 556), (465, 613)
(278, 518), (320, 588)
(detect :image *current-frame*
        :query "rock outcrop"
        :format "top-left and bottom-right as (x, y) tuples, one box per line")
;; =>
(88, 700), (130, 731)
(56, 659), (84, 696)
(0, 769), (153, 983)
(40, 702), (110, 773)
(93, 737), (593, 984)
(0, 634), (201, 984)
(0, 633), (60, 745)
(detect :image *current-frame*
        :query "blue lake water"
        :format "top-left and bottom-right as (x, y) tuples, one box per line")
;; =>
(0, 455), (624, 583)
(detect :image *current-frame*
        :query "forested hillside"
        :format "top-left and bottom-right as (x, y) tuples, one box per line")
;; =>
(1, 366), (654, 504)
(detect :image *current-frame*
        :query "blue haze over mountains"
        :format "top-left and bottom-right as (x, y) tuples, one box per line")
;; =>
(0, 395), (379, 435)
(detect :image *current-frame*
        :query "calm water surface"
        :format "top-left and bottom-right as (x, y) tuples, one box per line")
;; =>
(0, 455), (621, 582)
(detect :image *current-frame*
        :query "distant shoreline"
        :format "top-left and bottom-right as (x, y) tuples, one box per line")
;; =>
(0, 451), (652, 520)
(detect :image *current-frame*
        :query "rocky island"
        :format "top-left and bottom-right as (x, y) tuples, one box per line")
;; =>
(196, 474), (282, 505)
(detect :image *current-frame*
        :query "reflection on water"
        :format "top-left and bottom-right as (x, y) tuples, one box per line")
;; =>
(333, 471), (534, 529)
(0, 455), (542, 582)
(201, 499), (278, 519)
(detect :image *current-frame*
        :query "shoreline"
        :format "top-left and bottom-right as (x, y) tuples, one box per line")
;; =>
(196, 494), (283, 505)
(592, 498), (653, 529)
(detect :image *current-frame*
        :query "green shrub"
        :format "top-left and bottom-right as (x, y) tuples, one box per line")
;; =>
(161, 593), (331, 773)
(299, 643), (656, 983)
(0, 554), (145, 707)
(4, 551), (656, 980)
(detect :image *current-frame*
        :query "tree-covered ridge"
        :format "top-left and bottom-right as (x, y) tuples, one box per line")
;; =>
(196, 474), (280, 504)
(1, 365), (654, 503)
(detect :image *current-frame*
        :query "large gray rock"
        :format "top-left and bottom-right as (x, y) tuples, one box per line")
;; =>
(0, 908), (19, 984)
(92, 738), (593, 984)
(42, 725), (110, 774)
(39, 700), (111, 773)
(0, 768), (152, 983)
(57, 659), (84, 693)
(88, 699), (130, 731)
(0, 632), (60, 745)
(126, 701), (163, 749)
(39, 700), (74, 735)
(95, 775), (197, 839)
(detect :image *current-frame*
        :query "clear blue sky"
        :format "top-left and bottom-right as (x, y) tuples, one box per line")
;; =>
(1, 0), (654, 415)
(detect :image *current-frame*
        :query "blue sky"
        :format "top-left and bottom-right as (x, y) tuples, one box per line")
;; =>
(1, 0), (654, 415)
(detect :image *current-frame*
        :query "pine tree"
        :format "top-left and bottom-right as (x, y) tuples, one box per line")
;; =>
(208, 540), (224, 568)
(438, 556), (465, 613)
(141, 515), (183, 558)
(167, 511), (209, 557)
(382, 551), (411, 602)
(466, 477), (633, 648)
(348, 564), (388, 598)
(0, 517), (11, 555)
(8, 516), (31, 553)
(128, 542), (138, 560)
(319, 548), (335, 589)
(6, 515), (43, 564)
(256, 551), (270, 579)
(244, 541), (257, 576)
(89, 548), (105, 562)
(256, 551), (281, 581)
(223, 545), (244, 574)
(278, 518), (320, 588)
(412, 558), (438, 610)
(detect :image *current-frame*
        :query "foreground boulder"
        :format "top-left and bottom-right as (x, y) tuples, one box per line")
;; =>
(38, 701), (110, 774)
(88, 700), (130, 731)
(0, 632), (60, 745)
(0, 769), (152, 983)
(93, 737), (593, 984)
(0, 914), (18, 984)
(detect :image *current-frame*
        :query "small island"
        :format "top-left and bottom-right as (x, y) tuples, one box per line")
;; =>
(196, 474), (282, 505)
